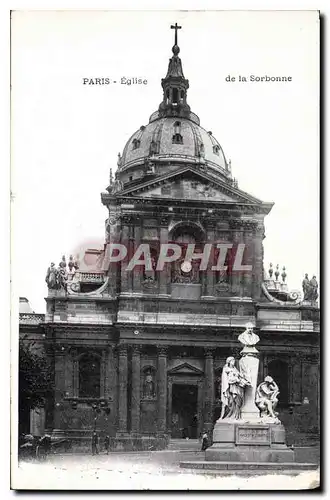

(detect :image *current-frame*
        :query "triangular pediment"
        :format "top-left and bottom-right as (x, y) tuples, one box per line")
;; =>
(140, 177), (237, 201)
(167, 362), (204, 375)
(119, 166), (264, 205)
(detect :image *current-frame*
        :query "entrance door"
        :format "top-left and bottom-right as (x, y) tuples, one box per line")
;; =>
(171, 384), (198, 438)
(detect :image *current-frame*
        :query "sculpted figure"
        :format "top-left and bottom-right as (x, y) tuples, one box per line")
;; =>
(302, 273), (310, 299)
(255, 376), (280, 420)
(219, 356), (251, 420)
(45, 262), (58, 290)
(57, 255), (68, 290)
(302, 274), (318, 301)
(143, 372), (156, 399)
(309, 275), (318, 301)
(238, 324), (260, 347)
(68, 255), (75, 273)
(112, 178), (123, 194)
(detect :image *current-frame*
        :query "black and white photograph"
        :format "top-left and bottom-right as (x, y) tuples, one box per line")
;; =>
(10, 10), (320, 490)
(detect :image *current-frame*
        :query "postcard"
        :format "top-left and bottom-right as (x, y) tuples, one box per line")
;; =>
(11, 10), (320, 490)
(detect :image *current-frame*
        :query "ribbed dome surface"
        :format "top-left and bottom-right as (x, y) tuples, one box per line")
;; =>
(118, 117), (228, 175)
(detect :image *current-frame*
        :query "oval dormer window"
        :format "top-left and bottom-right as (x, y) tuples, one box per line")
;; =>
(132, 138), (140, 150)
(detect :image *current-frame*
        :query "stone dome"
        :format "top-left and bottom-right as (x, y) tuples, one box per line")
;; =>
(114, 29), (232, 185)
(118, 117), (229, 178)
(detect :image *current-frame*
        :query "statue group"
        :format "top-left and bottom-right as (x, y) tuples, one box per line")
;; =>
(218, 325), (280, 422)
(302, 273), (318, 302)
(45, 255), (79, 291)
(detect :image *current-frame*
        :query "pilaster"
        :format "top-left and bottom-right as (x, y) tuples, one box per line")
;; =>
(252, 222), (265, 300)
(131, 345), (141, 434)
(117, 344), (128, 434)
(132, 219), (142, 293)
(204, 226), (215, 296)
(159, 218), (170, 295)
(204, 348), (214, 432)
(230, 219), (243, 296)
(120, 224), (131, 293)
(157, 346), (168, 433)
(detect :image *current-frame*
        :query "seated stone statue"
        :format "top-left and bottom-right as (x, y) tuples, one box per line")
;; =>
(255, 376), (280, 420)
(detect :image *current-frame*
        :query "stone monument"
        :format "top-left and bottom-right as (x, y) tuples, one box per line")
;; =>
(205, 324), (294, 463)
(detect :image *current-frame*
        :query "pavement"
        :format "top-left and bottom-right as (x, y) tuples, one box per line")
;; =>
(13, 450), (320, 490)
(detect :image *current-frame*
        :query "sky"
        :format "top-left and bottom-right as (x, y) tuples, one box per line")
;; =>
(11, 10), (319, 313)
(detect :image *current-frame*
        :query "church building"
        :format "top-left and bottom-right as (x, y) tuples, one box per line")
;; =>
(19, 25), (320, 450)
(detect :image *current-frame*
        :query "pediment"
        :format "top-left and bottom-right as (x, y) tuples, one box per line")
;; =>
(139, 177), (236, 201)
(119, 166), (263, 204)
(167, 362), (204, 375)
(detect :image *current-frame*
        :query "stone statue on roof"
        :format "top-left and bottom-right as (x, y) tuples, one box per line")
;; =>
(309, 276), (318, 301)
(57, 255), (68, 290)
(45, 262), (58, 290)
(302, 274), (318, 302)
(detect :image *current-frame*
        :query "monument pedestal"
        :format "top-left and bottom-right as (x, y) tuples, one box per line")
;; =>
(205, 420), (294, 463)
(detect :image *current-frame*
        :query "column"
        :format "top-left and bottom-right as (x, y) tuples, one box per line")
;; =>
(242, 222), (255, 298)
(107, 207), (121, 296)
(72, 349), (79, 398)
(204, 349), (214, 433)
(230, 220), (242, 296)
(157, 346), (168, 434)
(252, 223), (265, 300)
(120, 223), (131, 293)
(117, 344), (128, 434)
(54, 346), (66, 429)
(100, 349), (106, 398)
(131, 345), (141, 434)
(105, 344), (116, 400)
(159, 219), (170, 295)
(290, 354), (302, 404)
(64, 348), (73, 397)
(204, 227), (215, 297)
(132, 221), (142, 293)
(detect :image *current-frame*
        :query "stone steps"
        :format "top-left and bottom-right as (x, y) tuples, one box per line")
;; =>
(180, 461), (319, 472)
(167, 439), (201, 451)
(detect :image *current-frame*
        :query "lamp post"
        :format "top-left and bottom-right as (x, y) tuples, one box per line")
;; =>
(90, 401), (111, 454)
(72, 399), (111, 454)
(91, 401), (111, 433)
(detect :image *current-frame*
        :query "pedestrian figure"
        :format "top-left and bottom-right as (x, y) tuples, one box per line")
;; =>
(36, 434), (51, 460)
(201, 431), (209, 451)
(92, 431), (99, 455)
(104, 435), (110, 455)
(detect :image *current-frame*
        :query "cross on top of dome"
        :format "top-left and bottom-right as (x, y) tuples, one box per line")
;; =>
(171, 22), (182, 55)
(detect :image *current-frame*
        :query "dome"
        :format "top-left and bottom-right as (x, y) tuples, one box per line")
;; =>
(118, 118), (228, 177)
(113, 27), (232, 186)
